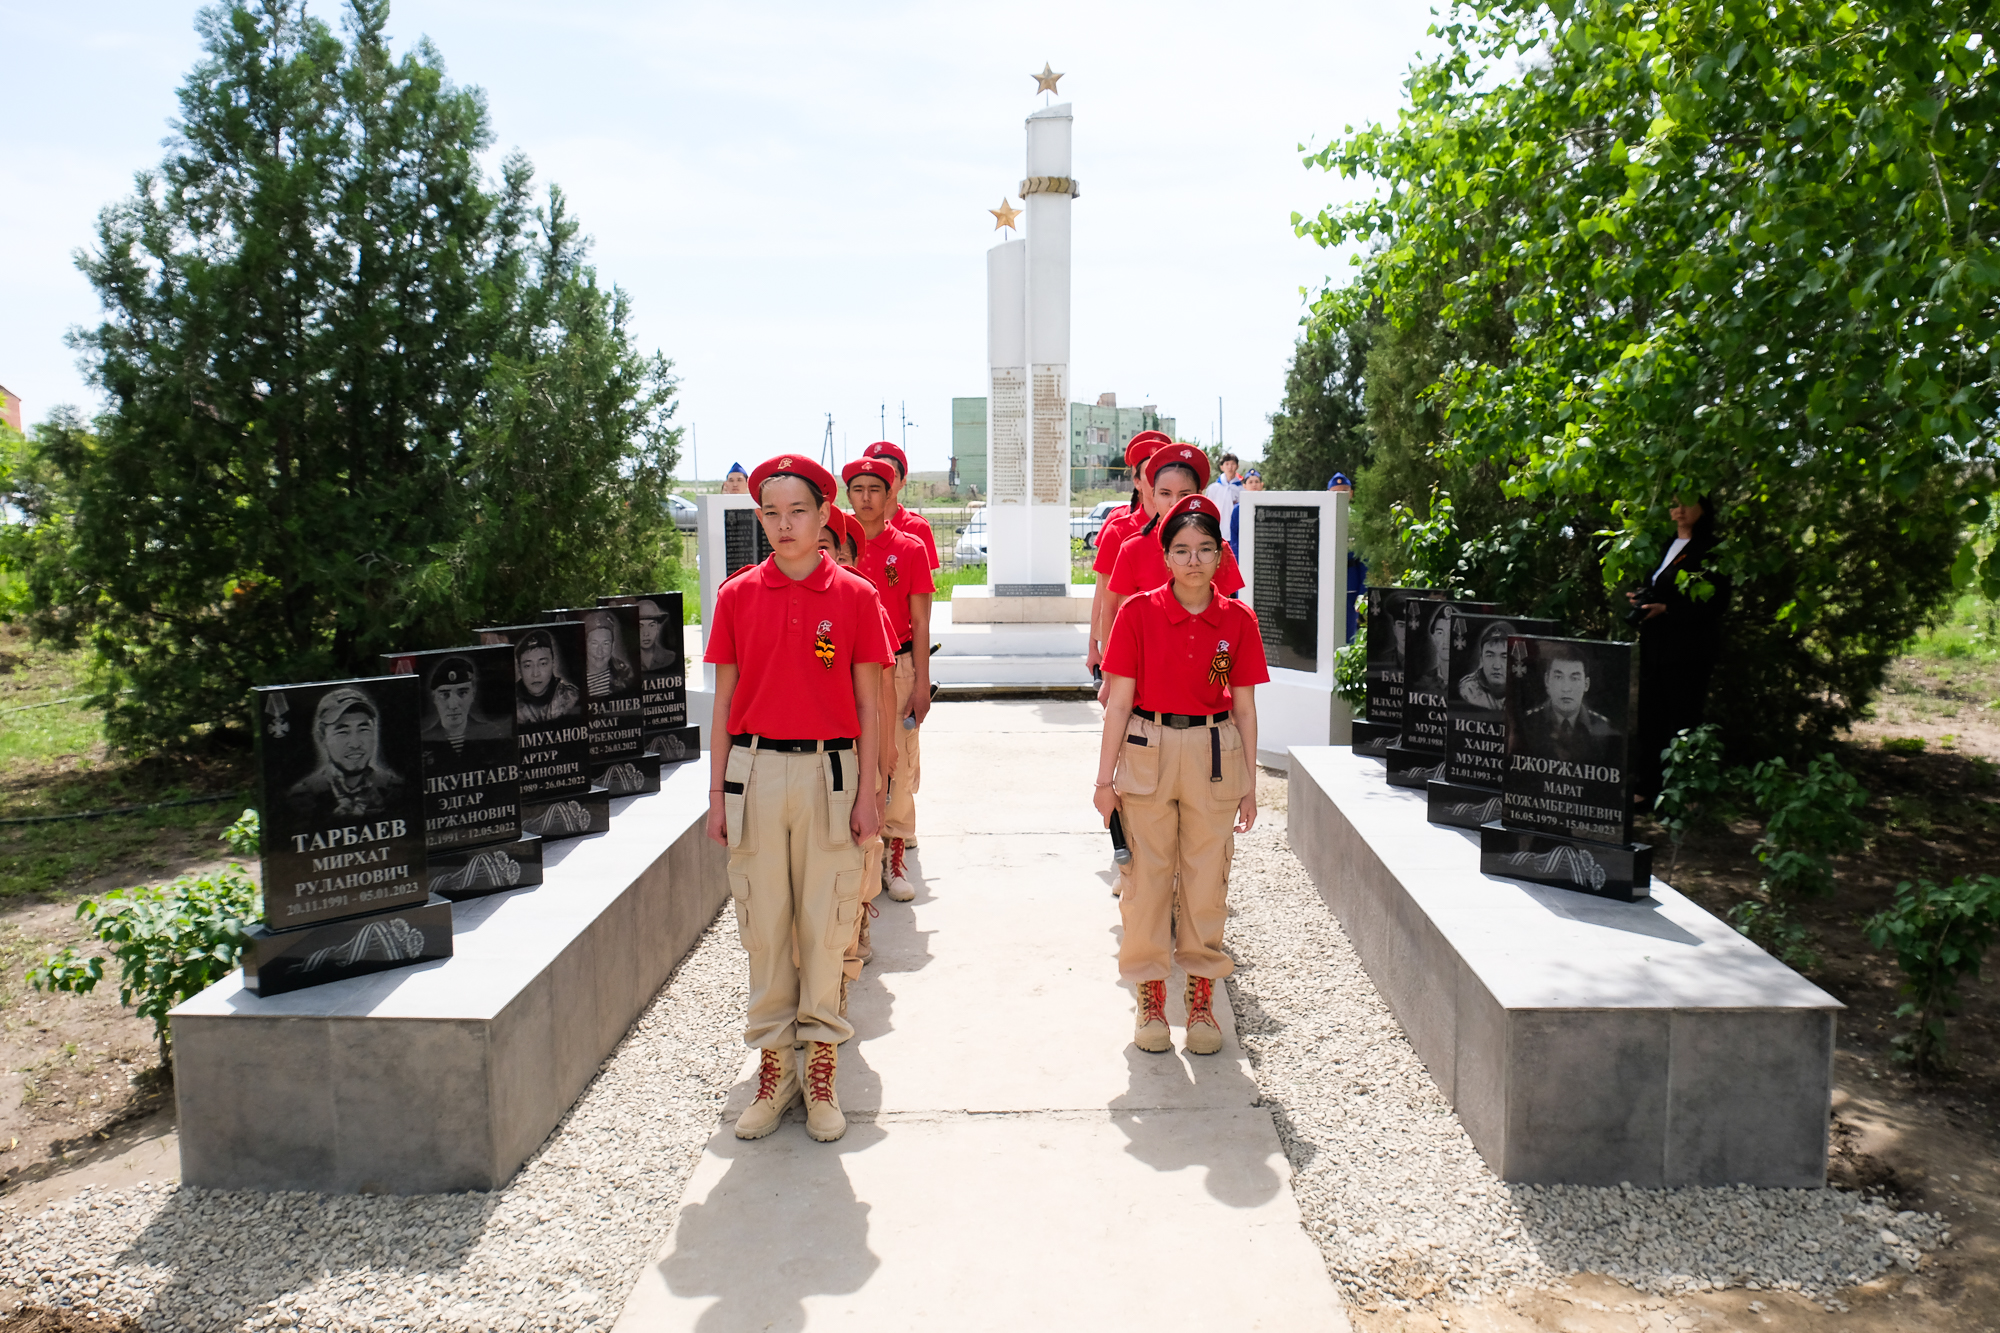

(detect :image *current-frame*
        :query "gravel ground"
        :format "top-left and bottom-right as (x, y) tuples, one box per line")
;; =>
(0, 905), (748, 1333)
(1223, 822), (1948, 1312)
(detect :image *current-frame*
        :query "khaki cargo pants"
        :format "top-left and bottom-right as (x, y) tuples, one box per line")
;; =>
(844, 770), (887, 982)
(722, 742), (864, 1048)
(884, 651), (921, 841)
(1113, 716), (1248, 984)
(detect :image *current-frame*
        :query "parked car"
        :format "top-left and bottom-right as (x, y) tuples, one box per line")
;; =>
(1072, 500), (1122, 548)
(665, 493), (699, 532)
(954, 508), (988, 562)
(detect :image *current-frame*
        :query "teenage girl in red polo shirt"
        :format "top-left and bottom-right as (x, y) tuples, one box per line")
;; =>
(705, 456), (893, 1142)
(1107, 445), (1246, 615)
(1088, 431), (1170, 686)
(1094, 494), (1268, 1055)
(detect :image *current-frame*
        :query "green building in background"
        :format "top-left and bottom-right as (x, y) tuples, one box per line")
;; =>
(949, 393), (1176, 498)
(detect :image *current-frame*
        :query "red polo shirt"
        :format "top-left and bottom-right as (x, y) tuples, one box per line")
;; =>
(1103, 585), (1271, 716)
(1107, 518), (1245, 597)
(854, 521), (936, 647)
(705, 553), (894, 739)
(891, 506), (941, 570)
(1091, 505), (1147, 575)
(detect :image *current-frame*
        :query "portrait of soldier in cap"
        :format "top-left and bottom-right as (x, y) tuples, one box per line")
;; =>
(514, 629), (582, 724)
(1521, 643), (1621, 768)
(421, 656), (509, 753)
(1408, 602), (1457, 699)
(582, 609), (637, 698)
(286, 685), (407, 822)
(637, 598), (679, 674)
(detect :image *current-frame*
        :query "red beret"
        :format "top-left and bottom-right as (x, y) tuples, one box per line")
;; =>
(860, 440), (909, 477)
(1123, 431), (1170, 470)
(748, 454), (837, 502)
(823, 505), (866, 556)
(841, 457), (897, 487)
(1144, 444), (1212, 491)
(1158, 493), (1224, 545)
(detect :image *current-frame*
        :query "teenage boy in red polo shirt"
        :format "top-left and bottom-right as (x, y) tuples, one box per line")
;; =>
(706, 455), (892, 1143)
(1088, 430), (1171, 685)
(859, 441), (941, 572)
(843, 456), (934, 902)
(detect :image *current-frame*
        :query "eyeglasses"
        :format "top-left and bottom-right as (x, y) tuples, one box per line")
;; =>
(1166, 546), (1222, 566)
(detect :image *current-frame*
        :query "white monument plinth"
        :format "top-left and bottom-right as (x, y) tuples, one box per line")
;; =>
(1238, 490), (1353, 768)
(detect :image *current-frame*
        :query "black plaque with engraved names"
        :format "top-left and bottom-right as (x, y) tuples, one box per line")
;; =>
(723, 508), (773, 580)
(380, 644), (521, 854)
(1249, 504), (1320, 674)
(476, 622), (593, 801)
(602, 591), (701, 764)
(253, 676), (431, 931)
(1385, 598), (1495, 788)
(543, 604), (656, 795)
(1356, 586), (1440, 756)
(1426, 613), (1562, 829)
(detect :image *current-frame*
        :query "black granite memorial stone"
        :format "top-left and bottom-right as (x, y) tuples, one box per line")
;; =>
(476, 621), (609, 841)
(544, 604), (659, 796)
(601, 592), (702, 765)
(1354, 586), (1439, 757)
(1425, 613), (1563, 829)
(426, 833), (545, 899)
(252, 676), (432, 930)
(241, 894), (454, 996)
(380, 644), (522, 853)
(1384, 598), (1494, 788)
(1248, 504), (1320, 674)
(1477, 635), (1651, 901)
(723, 507), (773, 580)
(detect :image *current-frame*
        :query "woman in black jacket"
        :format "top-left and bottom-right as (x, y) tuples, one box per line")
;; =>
(1629, 496), (1729, 805)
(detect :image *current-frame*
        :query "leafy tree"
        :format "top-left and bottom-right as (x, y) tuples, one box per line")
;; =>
(6, 0), (679, 750)
(1294, 0), (1998, 756)
(1263, 317), (1374, 492)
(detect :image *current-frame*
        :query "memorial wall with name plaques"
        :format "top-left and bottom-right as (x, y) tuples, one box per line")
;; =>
(722, 508), (774, 581)
(1249, 505), (1321, 674)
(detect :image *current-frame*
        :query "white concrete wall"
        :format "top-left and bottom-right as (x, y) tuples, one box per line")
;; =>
(1238, 490), (1352, 763)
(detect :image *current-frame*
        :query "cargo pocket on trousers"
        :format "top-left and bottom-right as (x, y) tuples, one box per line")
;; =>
(825, 868), (862, 949)
(723, 746), (755, 851)
(1211, 722), (1249, 805)
(1116, 717), (1163, 796)
(728, 870), (756, 950)
(821, 749), (857, 848)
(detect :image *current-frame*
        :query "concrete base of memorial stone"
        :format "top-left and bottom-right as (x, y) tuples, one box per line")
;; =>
(1383, 738), (1445, 789)
(1427, 777), (1503, 830)
(522, 788), (611, 840)
(241, 895), (455, 997)
(429, 833), (544, 900)
(1479, 823), (1653, 903)
(1350, 719), (1398, 757)
(946, 584), (1093, 623)
(1289, 746), (1840, 1187)
(1253, 676), (1353, 771)
(169, 765), (726, 1195)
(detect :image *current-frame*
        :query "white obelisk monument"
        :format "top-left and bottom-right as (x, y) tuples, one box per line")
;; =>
(986, 100), (1079, 593)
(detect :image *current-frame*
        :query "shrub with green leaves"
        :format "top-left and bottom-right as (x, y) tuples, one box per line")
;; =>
(1865, 874), (2000, 1076)
(28, 814), (262, 1065)
(1334, 595), (1368, 711)
(1653, 724), (1730, 876)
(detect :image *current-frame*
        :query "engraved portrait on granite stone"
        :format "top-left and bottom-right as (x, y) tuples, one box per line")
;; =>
(1516, 641), (1622, 769)
(421, 655), (510, 750)
(383, 643), (522, 853)
(1501, 636), (1633, 846)
(1457, 619), (1514, 713)
(284, 685), (408, 824)
(511, 628), (582, 725)
(637, 597), (680, 674)
(582, 608), (638, 699)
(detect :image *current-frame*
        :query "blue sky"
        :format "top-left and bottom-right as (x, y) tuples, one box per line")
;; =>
(3, 0), (1439, 476)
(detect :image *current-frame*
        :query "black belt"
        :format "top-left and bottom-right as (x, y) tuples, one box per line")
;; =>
(1132, 708), (1230, 728)
(731, 735), (855, 753)
(895, 639), (914, 656)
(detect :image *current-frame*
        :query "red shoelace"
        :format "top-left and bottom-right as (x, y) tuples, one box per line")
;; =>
(1137, 980), (1167, 1028)
(889, 837), (908, 880)
(1187, 976), (1218, 1028)
(754, 1048), (785, 1101)
(805, 1043), (838, 1103)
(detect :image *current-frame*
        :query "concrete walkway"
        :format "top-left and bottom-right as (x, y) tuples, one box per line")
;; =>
(615, 700), (1350, 1332)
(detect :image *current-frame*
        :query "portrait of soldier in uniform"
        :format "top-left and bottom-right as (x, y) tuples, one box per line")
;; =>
(421, 656), (509, 754)
(582, 609), (637, 698)
(286, 686), (407, 821)
(1408, 602), (1457, 697)
(514, 629), (581, 724)
(637, 598), (679, 674)
(1457, 620), (1514, 712)
(1521, 645), (1621, 768)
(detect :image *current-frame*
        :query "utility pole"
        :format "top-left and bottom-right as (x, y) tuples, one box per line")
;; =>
(900, 400), (915, 450)
(821, 413), (835, 470)
(1217, 396), (1224, 450)
(690, 424), (698, 492)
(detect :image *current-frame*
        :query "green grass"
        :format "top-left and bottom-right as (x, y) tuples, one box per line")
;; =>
(1907, 591), (2000, 664)
(0, 630), (251, 901)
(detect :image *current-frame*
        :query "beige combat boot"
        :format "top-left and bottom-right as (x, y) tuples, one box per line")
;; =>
(886, 837), (915, 902)
(733, 1046), (799, 1140)
(803, 1041), (846, 1141)
(1134, 979), (1171, 1053)
(1185, 975), (1223, 1056)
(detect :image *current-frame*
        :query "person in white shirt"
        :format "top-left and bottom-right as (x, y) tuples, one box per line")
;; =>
(1204, 453), (1242, 545)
